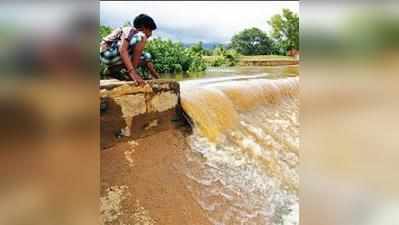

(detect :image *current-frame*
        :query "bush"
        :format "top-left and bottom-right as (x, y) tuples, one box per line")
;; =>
(223, 49), (240, 66)
(145, 38), (207, 73)
(204, 49), (240, 67)
(99, 25), (112, 39)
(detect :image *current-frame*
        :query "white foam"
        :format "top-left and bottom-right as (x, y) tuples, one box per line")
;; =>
(179, 77), (299, 225)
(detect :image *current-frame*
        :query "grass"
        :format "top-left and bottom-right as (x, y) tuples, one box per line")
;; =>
(203, 55), (297, 62)
(202, 55), (299, 67)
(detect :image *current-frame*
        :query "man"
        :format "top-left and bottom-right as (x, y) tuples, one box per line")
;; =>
(100, 14), (160, 85)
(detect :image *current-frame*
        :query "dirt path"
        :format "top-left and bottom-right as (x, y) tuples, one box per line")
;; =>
(101, 129), (211, 225)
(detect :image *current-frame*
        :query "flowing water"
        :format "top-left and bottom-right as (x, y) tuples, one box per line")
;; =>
(178, 73), (299, 225)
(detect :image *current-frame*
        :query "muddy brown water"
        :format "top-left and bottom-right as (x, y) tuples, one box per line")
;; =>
(176, 66), (299, 225)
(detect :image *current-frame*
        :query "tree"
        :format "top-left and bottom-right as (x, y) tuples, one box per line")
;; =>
(230, 28), (274, 55)
(212, 44), (226, 56)
(190, 41), (205, 55)
(268, 8), (299, 54)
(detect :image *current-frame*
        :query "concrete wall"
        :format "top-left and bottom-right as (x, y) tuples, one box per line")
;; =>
(100, 79), (181, 149)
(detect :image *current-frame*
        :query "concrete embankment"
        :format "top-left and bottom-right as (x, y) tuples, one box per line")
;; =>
(100, 79), (211, 225)
(100, 79), (182, 149)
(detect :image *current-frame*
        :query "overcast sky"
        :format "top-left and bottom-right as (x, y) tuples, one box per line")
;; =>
(100, 1), (299, 43)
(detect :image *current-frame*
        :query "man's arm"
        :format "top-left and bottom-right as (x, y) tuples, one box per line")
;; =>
(145, 62), (161, 79)
(118, 38), (145, 85)
(131, 36), (147, 68)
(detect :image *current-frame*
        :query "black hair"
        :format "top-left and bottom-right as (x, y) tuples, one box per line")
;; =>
(133, 14), (157, 30)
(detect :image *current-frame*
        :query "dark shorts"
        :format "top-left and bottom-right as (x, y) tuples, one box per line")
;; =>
(100, 49), (152, 81)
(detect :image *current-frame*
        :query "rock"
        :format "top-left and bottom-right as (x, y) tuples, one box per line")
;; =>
(149, 91), (178, 112)
(100, 79), (180, 149)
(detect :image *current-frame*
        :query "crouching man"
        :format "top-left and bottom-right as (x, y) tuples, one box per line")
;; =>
(100, 14), (160, 85)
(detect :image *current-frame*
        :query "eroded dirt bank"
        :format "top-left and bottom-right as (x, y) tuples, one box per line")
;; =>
(101, 128), (211, 225)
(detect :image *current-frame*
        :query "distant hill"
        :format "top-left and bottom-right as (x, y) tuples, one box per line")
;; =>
(182, 42), (229, 49)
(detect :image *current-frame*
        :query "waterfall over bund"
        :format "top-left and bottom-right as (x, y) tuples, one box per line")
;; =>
(179, 76), (299, 225)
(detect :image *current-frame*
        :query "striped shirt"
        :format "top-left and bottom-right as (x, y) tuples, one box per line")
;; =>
(100, 27), (152, 66)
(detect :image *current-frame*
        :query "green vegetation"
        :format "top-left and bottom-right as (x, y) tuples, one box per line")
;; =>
(145, 38), (207, 73)
(268, 8), (299, 54)
(99, 25), (112, 39)
(229, 8), (299, 56)
(203, 56), (225, 67)
(203, 45), (240, 67)
(189, 42), (207, 55)
(230, 28), (274, 55)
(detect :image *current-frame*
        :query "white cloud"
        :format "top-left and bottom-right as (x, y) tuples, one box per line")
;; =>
(100, 1), (299, 43)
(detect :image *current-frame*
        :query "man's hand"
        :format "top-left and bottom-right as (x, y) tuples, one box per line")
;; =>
(129, 70), (145, 86)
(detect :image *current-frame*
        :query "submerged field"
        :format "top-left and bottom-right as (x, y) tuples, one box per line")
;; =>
(238, 55), (298, 67)
(202, 55), (299, 67)
(161, 64), (300, 81)
(239, 55), (297, 61)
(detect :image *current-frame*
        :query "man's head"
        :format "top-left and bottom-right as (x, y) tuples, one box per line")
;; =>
(133, 14), (157, 38)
